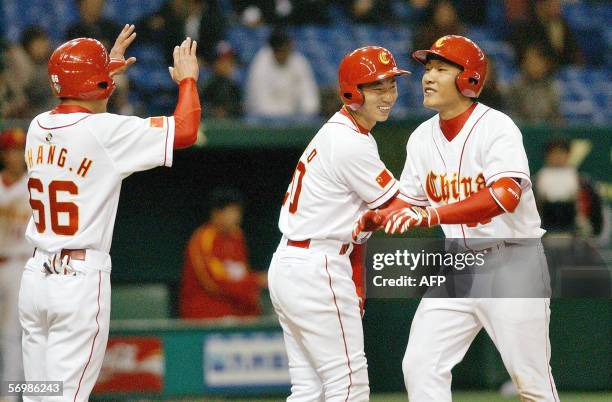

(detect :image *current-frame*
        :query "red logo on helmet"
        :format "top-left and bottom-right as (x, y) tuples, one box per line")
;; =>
(412, 35), (488, 98)
(338, 46), (411, 110)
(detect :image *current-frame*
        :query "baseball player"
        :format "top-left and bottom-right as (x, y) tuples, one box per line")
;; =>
(0, 128), (29, 402)
(354, 35), (559, 401)
(268, 46), (410, 401)
(18, 25), (200, 402)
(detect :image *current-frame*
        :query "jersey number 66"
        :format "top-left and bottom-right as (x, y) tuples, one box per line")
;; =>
(27, 178), (79, 236)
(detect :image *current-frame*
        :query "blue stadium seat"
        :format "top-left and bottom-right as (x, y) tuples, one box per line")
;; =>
(605, 27), (612, 66)
(227, 26), (269, 64)
(562, 2), (593, 30)
(3, 0), (78, 43)
(129, 44), (164, 65)
(466, 27), (497, 44)
(557, 66), (611, 124)
(104, 0), (164, 24)
(573, 28), (605, 65)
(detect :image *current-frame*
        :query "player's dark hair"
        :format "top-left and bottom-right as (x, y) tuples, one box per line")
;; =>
(20, 26), (48, 50)
(268, 27), (291, 51)
(209, 187), (244, 211)
(545, 138), (571, 154)
(425, 53), (464, 71)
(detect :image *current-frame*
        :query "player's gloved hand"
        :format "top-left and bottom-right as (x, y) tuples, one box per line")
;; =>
(109, 24), (137, 76)
(169, 37), (199, 84)
(352, 210), (383, 242)
(384, 206), (440, 234)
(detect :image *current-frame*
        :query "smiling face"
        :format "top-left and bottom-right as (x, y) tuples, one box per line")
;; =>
(352, 76), (398, 129)
(421, 58), (465, 111)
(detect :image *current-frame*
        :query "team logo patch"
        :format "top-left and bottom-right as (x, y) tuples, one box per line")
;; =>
(379, 51), (390, 65)
(149, 116), (164, 128)
(376, 169), (392, 188)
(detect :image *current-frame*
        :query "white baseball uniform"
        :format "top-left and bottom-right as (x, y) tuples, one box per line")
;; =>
(0, 173), (30, 400)
(398, 103), (559, 401)
(269, 108), (399, 401)
(19, 108), (174, 402)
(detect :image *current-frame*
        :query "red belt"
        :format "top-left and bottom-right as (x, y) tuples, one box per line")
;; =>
(286, 239), (350, 255)
(33, 248), (86, 261)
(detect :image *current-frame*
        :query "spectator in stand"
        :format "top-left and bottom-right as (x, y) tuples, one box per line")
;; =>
(508, 0), (583, 66)
(340, 0), (394, 24)
(477, 59), (505, 112)
(231, 0), (329, 27)
(201, 41), (243, 119)
(411, 0), (466, 56)
(506, 43), (562, 124)
(245, 27), (320, 119)
(535, 139), (579, 234)
(66, 0), (120, 49)
(0, 41), (28, 118)
(10, 27), (56, 117)
(139, 0), (226, 65)
(179, 188), (266, 319)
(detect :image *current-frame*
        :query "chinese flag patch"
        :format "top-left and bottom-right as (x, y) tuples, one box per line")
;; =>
(376, 169), (392, 188)
(149, 116), (164, 128)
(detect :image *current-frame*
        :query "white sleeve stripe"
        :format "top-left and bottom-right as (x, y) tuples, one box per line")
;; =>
(398, 192), (430, 206)
(163, 116), (175, 167)
(489, 187), (510, 213)
(367, 180), (399, 208)
(486, 171), (531, 188)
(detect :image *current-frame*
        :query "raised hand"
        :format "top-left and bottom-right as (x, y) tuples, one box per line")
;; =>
(168, 37), (199, 84)
(109, 24), (137, 76)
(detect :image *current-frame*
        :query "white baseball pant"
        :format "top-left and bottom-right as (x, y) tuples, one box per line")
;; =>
(403, 243), (559, 402)
(268, 238), (369, 402)
(18, 249), (111, 402)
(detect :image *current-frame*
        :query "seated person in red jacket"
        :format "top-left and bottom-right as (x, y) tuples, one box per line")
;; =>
(179, 188), (266, 319)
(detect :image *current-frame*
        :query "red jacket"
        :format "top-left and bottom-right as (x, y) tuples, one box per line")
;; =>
(179, 223), (261, 319)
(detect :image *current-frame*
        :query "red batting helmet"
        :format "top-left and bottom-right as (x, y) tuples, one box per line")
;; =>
(339, 46), (411, 110)
(412, 35), (488, 98)
(0, 128), (26, 150)
(48, 38), (125, 100)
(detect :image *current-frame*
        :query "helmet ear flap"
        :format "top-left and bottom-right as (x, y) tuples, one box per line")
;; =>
(341, 84), (364, 110)
(455, 69), (482, 98)
(82, 74), (116, 100)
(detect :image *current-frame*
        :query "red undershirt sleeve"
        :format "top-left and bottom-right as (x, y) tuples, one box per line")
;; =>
(436, 187), (505, 225)
(173, 78), (201, 149)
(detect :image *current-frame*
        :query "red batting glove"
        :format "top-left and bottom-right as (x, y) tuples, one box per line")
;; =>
(352, 210), (384, 242)
(384, 206), (441, 234)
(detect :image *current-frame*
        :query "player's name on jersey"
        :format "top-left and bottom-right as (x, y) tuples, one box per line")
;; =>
(426, 171), (487, 203)
(26, 144), (93, 178)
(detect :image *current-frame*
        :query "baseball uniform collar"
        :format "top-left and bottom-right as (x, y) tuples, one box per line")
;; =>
(339, 107), (370, 135)
(439, 102), (478, 142)
(51, 104), (93, 114)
